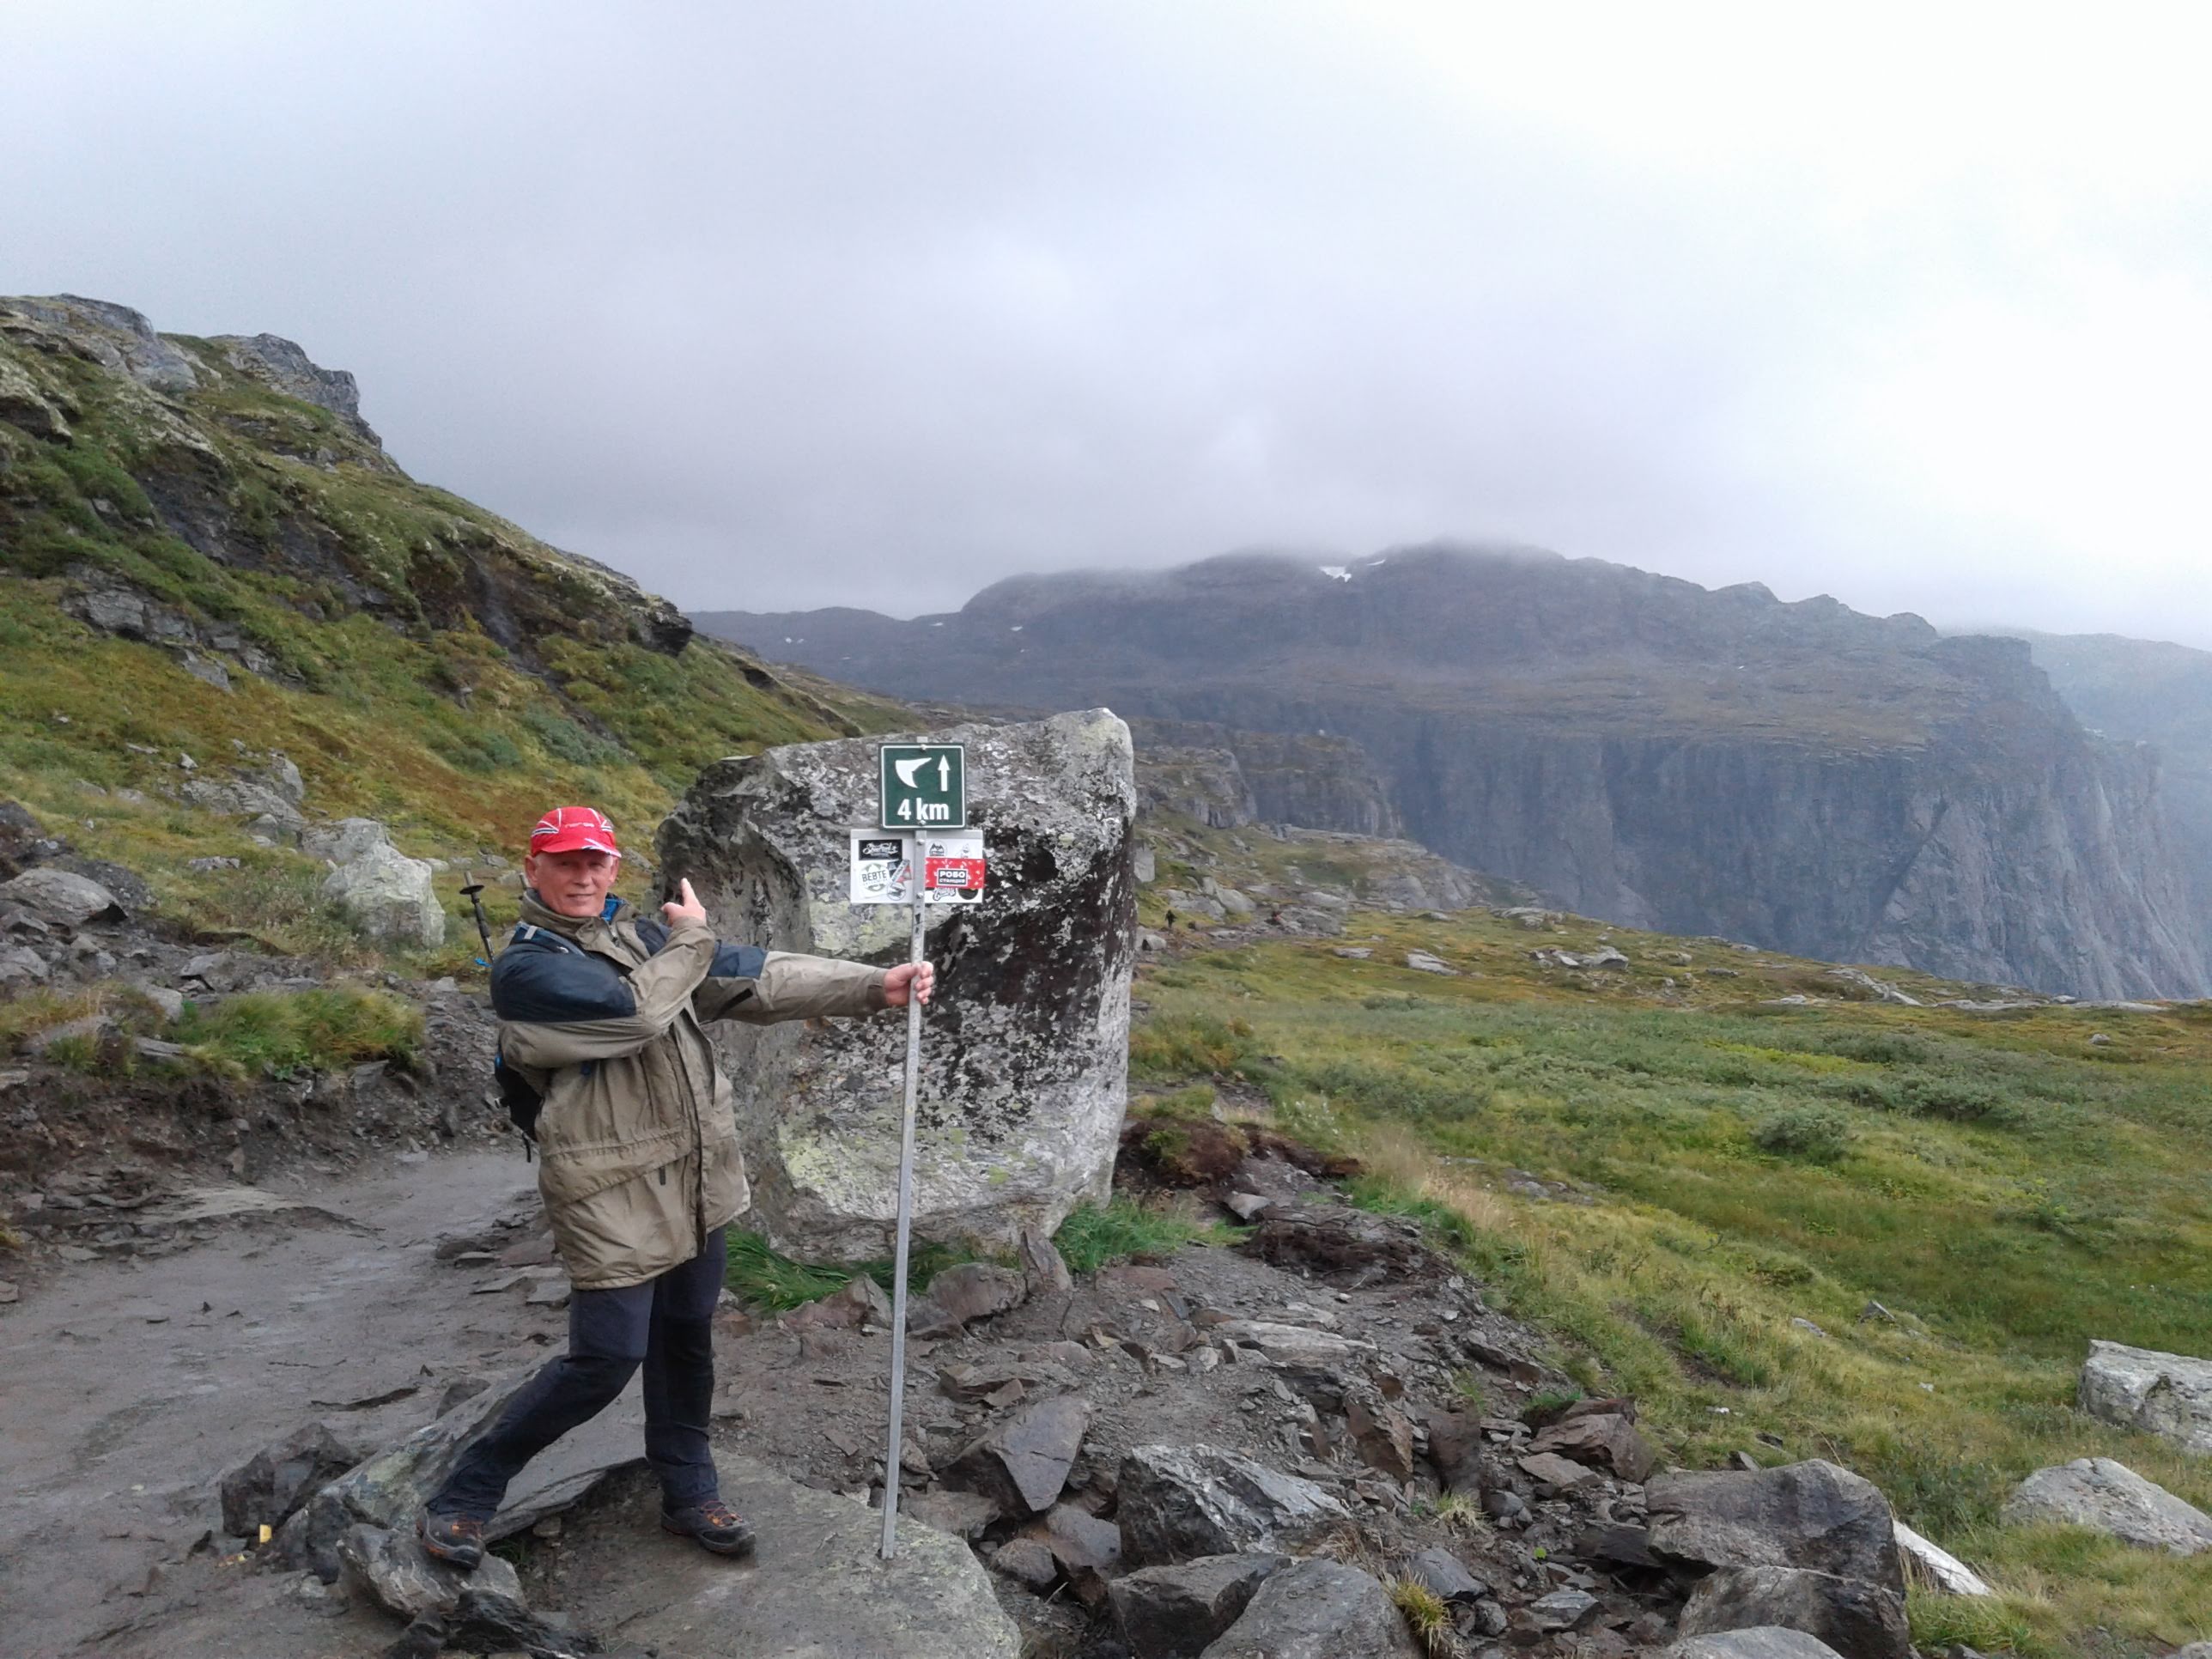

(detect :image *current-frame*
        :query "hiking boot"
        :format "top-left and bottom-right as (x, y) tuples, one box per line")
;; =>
(660, 1497), (755, 1557)
(417, 1510), (487, 1571)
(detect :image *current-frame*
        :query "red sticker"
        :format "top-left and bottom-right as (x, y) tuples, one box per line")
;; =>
(925, 857), (986, 890)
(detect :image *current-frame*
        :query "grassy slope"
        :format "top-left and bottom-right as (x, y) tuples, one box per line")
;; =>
(0, 323), (902, 969)
(1128, 905), (2212, 1655)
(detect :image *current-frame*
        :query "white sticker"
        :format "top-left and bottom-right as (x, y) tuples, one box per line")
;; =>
(849, 831), (988, 905)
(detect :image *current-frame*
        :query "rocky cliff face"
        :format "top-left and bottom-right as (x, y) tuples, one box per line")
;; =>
(2011, 630), (2212, 939)
(699, 548), (2211, 999)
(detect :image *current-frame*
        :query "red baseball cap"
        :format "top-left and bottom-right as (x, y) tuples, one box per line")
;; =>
(529, 805), (622, 858)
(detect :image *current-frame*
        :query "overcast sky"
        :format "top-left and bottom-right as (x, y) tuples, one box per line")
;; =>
(9, 3), (2211, 644)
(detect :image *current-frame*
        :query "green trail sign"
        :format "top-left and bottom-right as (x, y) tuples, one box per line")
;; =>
(878, 743), (966, 829)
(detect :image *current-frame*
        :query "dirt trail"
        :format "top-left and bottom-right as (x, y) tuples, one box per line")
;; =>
(0, 1149), (556, 1656)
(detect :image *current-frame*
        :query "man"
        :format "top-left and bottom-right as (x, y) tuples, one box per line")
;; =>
(419, 805), (933, 1567)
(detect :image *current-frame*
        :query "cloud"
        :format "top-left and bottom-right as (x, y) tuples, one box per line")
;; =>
(5, 2), (2209, 643)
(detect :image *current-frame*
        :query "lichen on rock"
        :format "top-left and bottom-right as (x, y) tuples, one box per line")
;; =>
(659, 708), (1137, 1260)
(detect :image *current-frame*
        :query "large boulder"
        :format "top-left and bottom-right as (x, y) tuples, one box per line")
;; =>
(319, 821), (445, 948)
(2001, 1457), (2212, 1554)
(657, 709), (1137, 1258)
(1116, 1443), (1352, 1565)
(2080, 1340), (2212, 1455)
(1676, 1565), (1912, 1659)
(1647, 1460), (1904, 1595)
(1198, 1559), (1421, 1657)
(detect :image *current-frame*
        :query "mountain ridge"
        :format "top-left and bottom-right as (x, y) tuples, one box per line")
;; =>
(698, 546), (2211, 1000)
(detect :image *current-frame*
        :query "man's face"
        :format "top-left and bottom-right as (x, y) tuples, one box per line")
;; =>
(526, 849), (620, 918)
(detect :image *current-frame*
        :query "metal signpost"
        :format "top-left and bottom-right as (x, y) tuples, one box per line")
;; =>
(875, 744), (966, 1559)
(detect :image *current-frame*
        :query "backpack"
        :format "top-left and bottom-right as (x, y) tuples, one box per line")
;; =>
(494, 1052), (544, 1155)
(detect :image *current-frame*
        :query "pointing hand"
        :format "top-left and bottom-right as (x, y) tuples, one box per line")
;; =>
(663, 878), (708, 928)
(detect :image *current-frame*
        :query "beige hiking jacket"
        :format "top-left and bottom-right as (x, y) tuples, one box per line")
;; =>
(493, 890), (887, 1291)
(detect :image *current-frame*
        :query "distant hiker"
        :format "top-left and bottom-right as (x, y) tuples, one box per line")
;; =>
(1268, 908), (1283, 927)
(417, 805), (933, 1569)
(1165, 908), (1177, 930)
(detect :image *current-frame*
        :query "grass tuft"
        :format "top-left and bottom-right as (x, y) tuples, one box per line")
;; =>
(1388, 1577), (1452, 1655)
(722, 1230), (977, 1313)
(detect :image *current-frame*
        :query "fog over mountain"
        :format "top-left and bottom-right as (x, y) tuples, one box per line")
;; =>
(6, 6), (2211, 643)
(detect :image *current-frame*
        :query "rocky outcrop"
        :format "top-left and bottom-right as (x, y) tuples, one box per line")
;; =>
(702, 548), (2212, 999)
(2078, 1339), (2212, 1455)
(658, 709), (1137, 1259)
(1194, 1559), (1421, 1657)
(1, 295), (701, 668)
(209, 331), (380, 442)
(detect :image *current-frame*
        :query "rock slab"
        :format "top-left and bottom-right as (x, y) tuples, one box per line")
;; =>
(1647, 1459), (1905, 1594)
(591, 1453), (1020, 1658)
(319, 821), (446, 948)
(2002, 1457), (2212, 1554)
(658, 709), (1137, 1259)
(1109, 1553), (1290, 1659)
(2079, 1339), (2212, 1455)
(1197, 1558), (1421, 1657)
(1664, 1633), (1849, 1659)
(945, 1393), (1091, 1516)
(1677, 1565), (1912, 1659)
(1117, 1443), (1352, 1565)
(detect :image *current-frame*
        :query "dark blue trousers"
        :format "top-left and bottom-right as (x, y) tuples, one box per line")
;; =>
(432, 1227), (726, 1521)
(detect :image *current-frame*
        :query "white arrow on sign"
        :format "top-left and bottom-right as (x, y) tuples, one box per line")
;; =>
(937, 756), (951, 790)
(894, 757), (929, 788)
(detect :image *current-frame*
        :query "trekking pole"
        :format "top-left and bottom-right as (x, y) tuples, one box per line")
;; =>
(459, 878), (495, 967)
(879, 836), (927, 1559)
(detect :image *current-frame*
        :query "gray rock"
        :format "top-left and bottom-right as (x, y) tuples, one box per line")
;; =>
(2079, 1339), (2212, 1455)
(3, 295), (202, 392)
(910, 1261), (1028, 1336)
(605, 1451), (1019, 1657)
(210, 332), (380, 443)
(786, 1271), (891, 1330)
(322, 838), (446, 948)
(1663, 1633), (1849, 1659)
(1018, 1224), (1074, 1296)
(2001, 1457), (2212, 1554)
(1197, 1558), (1420, 1657)
(133, 982), (186, 1022)
(992, 1536), (1060, 1590)
(1893, 1520), (1991, 1596)
(337, 1522), (524, 1619)
(1116, 1443), (1353, 1565)
(1529, 1586), (1601, 1630)
(1648, 1459), (1905, 1595)
(25, 1013), (113, 1056)
(903, 1488), (1003, 1540)
(1679, 1566), (1911, 1658)
(301, 817), (394, 864)
(0, 945), (47, 987)
(1528, 1410), (1658, 1481)
(0, 867), (125, 927)
(657, 709), (1136, 1259)
(945, 1393), (1091, 1516)
(1405, 1546), (1490, 1601)
(276, 1358), (642, 1575)
(180, 774), (306, 826)
(1404, 950), (1457, 975)
(1108, 1552), (1289, 1659)
(220, 1421), (361, 1537)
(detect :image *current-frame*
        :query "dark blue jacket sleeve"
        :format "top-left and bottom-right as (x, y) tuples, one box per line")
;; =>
(491, 942), (637, 1022)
